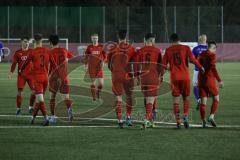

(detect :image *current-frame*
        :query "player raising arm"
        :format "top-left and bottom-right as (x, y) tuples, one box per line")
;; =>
(20, 34), (57, 126)
(8, 36), (36, 115)
(136, 33), (163, 129)
(48, 34), (74, 124)
(108, 30), (135, 128)
(85, 33), (106, 101)
(163, 33), (204, 129)
(198, 41), (223, 128)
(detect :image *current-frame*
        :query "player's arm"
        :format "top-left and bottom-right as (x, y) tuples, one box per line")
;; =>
(107, 51), (113, 71)
(211, 54), (223, 88)
(157, 51), (164, 82)
(187, 47), (204, 72)
(67, 51), (74, 59)
(162, 50), (169, 70)
(8, 53), (18, 79)
(84, 46), (90, 65)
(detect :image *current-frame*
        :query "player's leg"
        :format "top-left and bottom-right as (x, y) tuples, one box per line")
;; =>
(152, 97), (157, 121)
(16, 75), (26, 115)
(96, 78), (104, 99)
(193, 70), (201, 110)
(142, 96), (155, 129)
(112, 75), (124, 128)
(171, 80), (181, 128)
(199, 96), (208, 128)
(16, 89), (23, 115)
(123, 80), (134, 126)
(61, 93), (73, 122)
(49, 91), (57, 124)
(90, 78), (97, 101)
(208, 95), (219, 127)
(173, 96), (181, 128)
(181, 80), (191, 128)
(27, 78), (35, 114)
(48, 79), (59, 124)
(31, 79), (49, 126)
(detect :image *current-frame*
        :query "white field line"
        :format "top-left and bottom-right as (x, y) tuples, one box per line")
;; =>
(0, 114), (239, 128)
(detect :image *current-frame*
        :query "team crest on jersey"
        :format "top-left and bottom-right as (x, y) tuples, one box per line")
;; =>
(21, 56), (28, 61)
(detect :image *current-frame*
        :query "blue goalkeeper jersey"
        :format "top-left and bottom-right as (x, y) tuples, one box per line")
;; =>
(192, 44), (207, 71)
(0, 41), (3, 56)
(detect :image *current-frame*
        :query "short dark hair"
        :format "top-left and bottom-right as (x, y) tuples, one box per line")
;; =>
(118, 29), (127, 40)
(34, 33), (43, 42)
(207, 40), (217, 49)
(170, 33), (180, 42)
(145, 33), (155, 40)
(49, 34), (59, 45)
(21, 36), (29, 41)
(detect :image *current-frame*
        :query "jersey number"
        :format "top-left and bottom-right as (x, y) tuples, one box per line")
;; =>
(173, 52), (181, 65)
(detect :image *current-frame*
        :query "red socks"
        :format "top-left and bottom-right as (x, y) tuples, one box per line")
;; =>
(16, 95), (22, 108)
(90, 85), (96, 100)
(199, 104), (206, 120)
(173, 103), (180, 122)
(33, 103), (39, 117)
(29, 94), (36, 107)
(183, 99), (190, 117)
(50, 99), (56, 115)
(39, 102), (47, 116)
(115, 101), (122, 121)
(126, 97), (132, 117)
(211, 99), (219, 114)
(145, 103), (153, 121)
(153, 98), (157, 110)
(64, 99), (73, 109)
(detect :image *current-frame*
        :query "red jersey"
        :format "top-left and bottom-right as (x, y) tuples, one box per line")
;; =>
(163, 44), (202, 81)
(85, 44), (106, 70)
(198, 50), (221, 83)
(108, 42), (135, 73)
(21, 47), (56, 76)
(10, 49), (33, 76)
(137, 46), (162, 76)
(49, 47), (73, 79)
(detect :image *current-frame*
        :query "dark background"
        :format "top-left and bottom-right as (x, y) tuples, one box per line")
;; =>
(0, 0), (239, 43)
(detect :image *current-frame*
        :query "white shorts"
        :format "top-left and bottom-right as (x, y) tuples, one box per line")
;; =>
(192, 70), (199, 86)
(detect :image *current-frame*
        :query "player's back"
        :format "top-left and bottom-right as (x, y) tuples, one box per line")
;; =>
(50, 47), (73, 79)
(110, 42), (135, 73)
(198, 50), (216, 80)
(138, 46), (161, 73)
(164, 44), (192, 80)
(30, 47), (51, 75)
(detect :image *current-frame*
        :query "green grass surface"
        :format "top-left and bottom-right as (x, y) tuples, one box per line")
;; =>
(0, 62), (240, 160)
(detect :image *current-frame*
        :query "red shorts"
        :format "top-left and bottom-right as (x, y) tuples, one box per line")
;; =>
(198, 81), (218, 97)
(111, 72), (134, 96)
(88, 68), (104, 79)
(141, 73), (159, 97)
(17, 74), (34, 91)
(49, 78), (70, 94)
(171, 80), (190, 97)
(33, 74), (48, 94)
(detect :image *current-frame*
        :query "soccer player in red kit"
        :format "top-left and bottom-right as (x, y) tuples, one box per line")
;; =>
(108, 30), (135, 128)
(20, 34), (57, 126)
(136, 33), (163, 129)
(8, 36), (36, 115)
(198, 41), (223, 127)
(85, 33), (106, 101)
(163, 33), (204, 128)
(48, 34), (74, 124)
